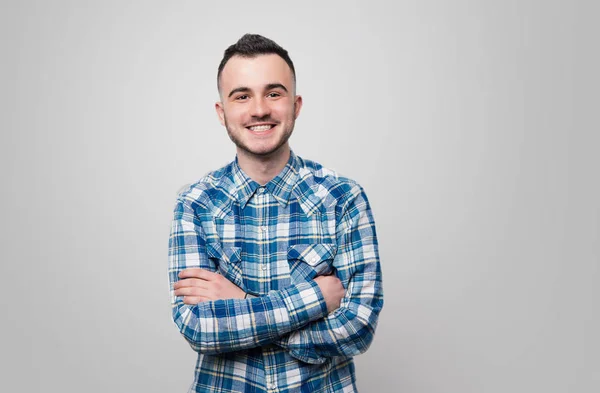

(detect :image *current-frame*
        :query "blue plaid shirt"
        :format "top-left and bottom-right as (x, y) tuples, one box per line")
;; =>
(168, 152), (383, 393)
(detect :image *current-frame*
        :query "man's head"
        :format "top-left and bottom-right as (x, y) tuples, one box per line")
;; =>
(217, 34), (296, 95)
(215, 34), (302, 160)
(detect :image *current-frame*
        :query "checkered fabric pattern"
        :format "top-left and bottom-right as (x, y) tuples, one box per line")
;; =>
(168, 152), (383, 393)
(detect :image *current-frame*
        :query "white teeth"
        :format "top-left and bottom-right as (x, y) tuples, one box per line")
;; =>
(248, 125), (273, 132)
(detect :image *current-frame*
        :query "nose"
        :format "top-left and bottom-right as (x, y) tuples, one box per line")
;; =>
(249, 96), (270, 118)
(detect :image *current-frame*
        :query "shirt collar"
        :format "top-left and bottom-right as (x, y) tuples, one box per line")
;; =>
(231, 151), (300, 209)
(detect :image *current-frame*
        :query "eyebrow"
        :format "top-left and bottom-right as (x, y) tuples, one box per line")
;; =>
(265, 83), (288, 93)
(227, 83), (288, 98)
(227, 87), (250, 98)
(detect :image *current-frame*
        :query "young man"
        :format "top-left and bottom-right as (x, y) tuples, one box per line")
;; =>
(168, 34), (383, 393)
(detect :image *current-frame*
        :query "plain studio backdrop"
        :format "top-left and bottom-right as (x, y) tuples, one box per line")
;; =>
(1, 1), (598, 392)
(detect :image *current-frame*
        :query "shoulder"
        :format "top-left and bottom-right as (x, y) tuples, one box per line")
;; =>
(174, 161), (235, 211)
(294, 155), (366, 212)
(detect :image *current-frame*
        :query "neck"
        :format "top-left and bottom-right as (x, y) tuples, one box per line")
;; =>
(237, 144), (291, 186)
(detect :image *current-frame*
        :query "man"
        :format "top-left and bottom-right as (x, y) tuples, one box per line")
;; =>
(168, 34), (383, 393)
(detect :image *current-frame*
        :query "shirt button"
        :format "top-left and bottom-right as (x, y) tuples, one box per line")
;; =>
(261, 226), (267, 232)
(261, 264), (268, 271)
(257, 187), (265, 194)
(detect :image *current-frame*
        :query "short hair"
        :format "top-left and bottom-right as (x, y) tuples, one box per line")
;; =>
(217, 34), (296, 93)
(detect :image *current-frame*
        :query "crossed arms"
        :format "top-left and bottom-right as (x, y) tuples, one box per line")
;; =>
(168, 185), (383, 363)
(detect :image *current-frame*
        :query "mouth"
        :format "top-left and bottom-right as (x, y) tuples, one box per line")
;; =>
(246, 123), (277, 133)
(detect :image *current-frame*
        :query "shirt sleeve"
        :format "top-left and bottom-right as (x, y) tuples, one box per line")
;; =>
(275, 184), (384, 364)
(168, 196), (329, 355)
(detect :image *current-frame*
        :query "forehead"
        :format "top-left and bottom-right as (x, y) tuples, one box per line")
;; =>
(220, 54), (294, 91)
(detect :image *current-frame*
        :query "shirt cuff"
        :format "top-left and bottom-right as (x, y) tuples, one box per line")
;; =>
(279, 280), (328, 330)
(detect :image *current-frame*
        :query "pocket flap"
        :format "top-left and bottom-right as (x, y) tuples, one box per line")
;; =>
(287, 243), (335, 266)
(206, 242), (241, 263)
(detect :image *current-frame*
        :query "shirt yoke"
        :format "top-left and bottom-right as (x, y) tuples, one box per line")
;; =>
(176, 155), (364, 220)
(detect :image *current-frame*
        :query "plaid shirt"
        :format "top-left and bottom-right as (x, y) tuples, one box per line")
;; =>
(168, 152), (383, 393)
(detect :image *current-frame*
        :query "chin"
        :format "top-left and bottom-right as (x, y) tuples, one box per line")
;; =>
(242, 139), (290, 157)
(228, 127), (293, 158)
(245, 146), (282, 157)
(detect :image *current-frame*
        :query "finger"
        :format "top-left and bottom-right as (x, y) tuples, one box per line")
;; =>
(174, 278), (209, 290)
(174, 287), (205, 297)
(183, 296), (211, 305)
(179, 268), (217, 280)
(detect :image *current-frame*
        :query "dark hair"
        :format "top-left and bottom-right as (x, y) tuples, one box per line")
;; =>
(217, 34), (296, 92)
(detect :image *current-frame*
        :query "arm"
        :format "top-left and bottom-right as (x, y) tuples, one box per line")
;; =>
(168, 197), (329, 355)
(275, 185), (384, 364)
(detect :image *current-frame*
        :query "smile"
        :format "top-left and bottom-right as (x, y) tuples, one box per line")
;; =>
(246, 124), (276, 132)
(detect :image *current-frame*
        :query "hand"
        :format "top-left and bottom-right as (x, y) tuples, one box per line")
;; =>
(314, 275), (345, 313)
(174, 268), (245, 305)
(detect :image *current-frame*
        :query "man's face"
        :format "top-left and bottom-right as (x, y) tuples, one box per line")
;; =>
(216, 54), (302, 158)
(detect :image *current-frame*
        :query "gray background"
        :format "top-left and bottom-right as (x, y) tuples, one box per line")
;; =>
(1, 1), (598, 392)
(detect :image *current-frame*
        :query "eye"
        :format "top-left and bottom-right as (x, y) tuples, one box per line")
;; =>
(235, 94), (249, 101)
(267, 92), (281, 98)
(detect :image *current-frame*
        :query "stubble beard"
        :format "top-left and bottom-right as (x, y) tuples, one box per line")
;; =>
(224, 110), (296, 159)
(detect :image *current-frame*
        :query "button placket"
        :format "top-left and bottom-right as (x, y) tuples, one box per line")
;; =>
(258, 189), (269, 283)
(264, 348), (278, 392)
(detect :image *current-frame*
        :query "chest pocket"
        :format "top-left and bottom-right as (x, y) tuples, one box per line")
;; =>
(206, 242), (244, 289)
(287, 243), (336, 283)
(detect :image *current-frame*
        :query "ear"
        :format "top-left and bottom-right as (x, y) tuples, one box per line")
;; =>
(293, 95), (303, 119)
(215, 101), (225, 126)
